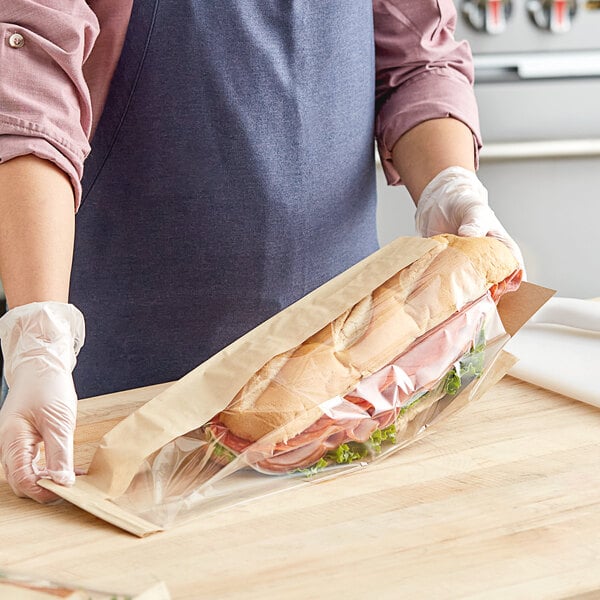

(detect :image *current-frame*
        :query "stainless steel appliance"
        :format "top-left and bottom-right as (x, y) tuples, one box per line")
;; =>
(377, 0), (600, 298)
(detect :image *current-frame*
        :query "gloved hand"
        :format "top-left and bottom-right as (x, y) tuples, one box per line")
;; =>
(415, 166), (526, 274)
(0, 302), (85, 502)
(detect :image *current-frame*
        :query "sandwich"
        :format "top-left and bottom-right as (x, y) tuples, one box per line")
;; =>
(204, 234), (522, 475)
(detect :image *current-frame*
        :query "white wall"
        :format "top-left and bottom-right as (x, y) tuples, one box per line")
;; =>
(375, 166), (417, 245)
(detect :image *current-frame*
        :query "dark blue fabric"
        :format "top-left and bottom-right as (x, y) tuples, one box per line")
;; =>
(71, 0), (379, 398)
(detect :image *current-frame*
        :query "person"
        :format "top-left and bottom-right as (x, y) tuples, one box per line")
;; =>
(0, 1), (524, 503)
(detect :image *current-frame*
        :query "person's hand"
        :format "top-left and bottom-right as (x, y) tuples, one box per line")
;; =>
(0, 302), (85, 502)
(415, 166), (526, 274)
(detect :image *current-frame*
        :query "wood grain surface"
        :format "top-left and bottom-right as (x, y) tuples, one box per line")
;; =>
(1, 377), (599, 600)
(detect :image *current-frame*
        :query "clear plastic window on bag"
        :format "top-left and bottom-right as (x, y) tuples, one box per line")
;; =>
(113, 292), (508, 529)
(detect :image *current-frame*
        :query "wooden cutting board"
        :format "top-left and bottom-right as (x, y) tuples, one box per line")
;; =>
(1, 376), (600, 599)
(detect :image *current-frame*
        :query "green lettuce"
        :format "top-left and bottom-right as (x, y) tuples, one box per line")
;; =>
(369, 423), (397, 453)
(212, 441), (237, 462)
(443, 331), (486, 396)
(299, 328), (487, 476)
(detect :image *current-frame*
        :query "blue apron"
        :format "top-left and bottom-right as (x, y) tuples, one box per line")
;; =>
(70, 0), (379, 398)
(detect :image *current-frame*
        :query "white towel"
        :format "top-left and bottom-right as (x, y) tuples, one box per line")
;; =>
(505, 297), (600, 407)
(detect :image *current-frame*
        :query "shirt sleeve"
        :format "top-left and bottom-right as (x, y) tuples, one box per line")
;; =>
(0, 2), (100, 208)
(373, 0), (482, 185)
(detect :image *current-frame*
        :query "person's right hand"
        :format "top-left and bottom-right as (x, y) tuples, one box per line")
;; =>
(415, 166), (526, 275)
(0, 302), (85, 502)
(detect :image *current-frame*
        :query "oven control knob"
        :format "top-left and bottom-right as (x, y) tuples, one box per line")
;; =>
(527, 0), (577, 33)
(462, 0), (513, 34)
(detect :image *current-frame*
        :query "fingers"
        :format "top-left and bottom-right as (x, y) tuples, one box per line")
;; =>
(457, 206), (527, 277)
(456, 203), (492, 238)
(484, 216), (527, 277)
(492, 231), (527, 280)
(1, 399), (77, 502)
(39, 402), (77, 487)
(2, 432), (62, 503)
(457, 223), (487, 237)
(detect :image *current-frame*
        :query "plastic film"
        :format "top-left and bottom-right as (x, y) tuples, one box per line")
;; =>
(39, 235), (525, 535)
(113, 292), (509, 528)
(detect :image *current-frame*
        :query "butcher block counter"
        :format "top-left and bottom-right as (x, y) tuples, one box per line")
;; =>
(1, 376), (600, 599)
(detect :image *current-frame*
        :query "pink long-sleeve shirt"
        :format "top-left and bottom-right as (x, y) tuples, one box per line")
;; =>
(0, 1), (481, 209)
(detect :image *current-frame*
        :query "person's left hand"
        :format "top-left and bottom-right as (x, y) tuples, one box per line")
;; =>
(415, 166), (526, 275)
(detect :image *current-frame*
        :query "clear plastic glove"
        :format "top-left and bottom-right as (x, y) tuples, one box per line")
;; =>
(0, 302), (85, 502)
(415, 166), (526, 274)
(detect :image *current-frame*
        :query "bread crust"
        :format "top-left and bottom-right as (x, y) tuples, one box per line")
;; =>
(433, 234), (519, 288)
(219, 235), (518, 442)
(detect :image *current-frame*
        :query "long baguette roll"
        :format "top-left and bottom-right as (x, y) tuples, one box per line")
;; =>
(219, 234), (520, 443)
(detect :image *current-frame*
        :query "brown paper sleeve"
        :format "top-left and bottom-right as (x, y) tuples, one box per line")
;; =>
(81, 237), (440, 496)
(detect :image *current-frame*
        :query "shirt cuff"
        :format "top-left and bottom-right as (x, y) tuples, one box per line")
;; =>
(375, 69), (483, 186)
(0, 135), (82, 210)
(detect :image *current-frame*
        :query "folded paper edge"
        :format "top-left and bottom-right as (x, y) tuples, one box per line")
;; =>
(38, 477), (163, 538)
